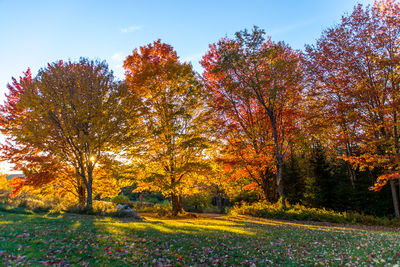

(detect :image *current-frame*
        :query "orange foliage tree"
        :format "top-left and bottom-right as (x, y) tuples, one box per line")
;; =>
(0, 59), (127, 209)
(0, 173), (8, 191)
(123, 40), (212, 215)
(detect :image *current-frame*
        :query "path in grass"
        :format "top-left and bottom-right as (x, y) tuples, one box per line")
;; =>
(0, 211), (399, 266)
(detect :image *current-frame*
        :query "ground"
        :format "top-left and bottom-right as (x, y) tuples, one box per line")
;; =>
(0, 211), (399, 266)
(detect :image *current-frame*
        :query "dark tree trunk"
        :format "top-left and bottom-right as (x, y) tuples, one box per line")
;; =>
(345, 161), (356, 189)
(171, 193), (182, 216)
(276, 157), (285, 208)
(78, 179), (86, 207)
(171, 194), (182, 216)
(393, 111), (400, 217)
(216, 195), (223, 213)
(171, 195), (177, 216)
(390, 179), (400, 218)
(177, 195), (182, 212)
(261, 169), (279, 203)
(261, 181), (271, 203)
(269, 109), (286, 208)
(86, 168), (93, 211)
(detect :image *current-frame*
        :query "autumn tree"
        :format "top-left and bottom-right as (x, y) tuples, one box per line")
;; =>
(0, 173), (8, 191)
(305, 0), (400, 217)
(93, 156), (137, 199)
(201, 27), (303, 206)
(0, 70), (82, 200)
(123, 40), (211, 216)
(0, 59), (127, 210)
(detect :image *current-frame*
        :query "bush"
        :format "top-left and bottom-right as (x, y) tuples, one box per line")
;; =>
(203, 205), (225, 214)
(65, 200), (117, 215)
(93, 200), (116, 213)
(111, 194), (130, 205)
(182, 194), (212, 213)
(229, 202), (400, 227)
(0, 202), (31, 214)
(0, 189), (11, 204)
(153, 202), (173, 217)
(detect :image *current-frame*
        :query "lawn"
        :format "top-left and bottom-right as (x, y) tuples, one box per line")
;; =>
(0, 211), (399, 266)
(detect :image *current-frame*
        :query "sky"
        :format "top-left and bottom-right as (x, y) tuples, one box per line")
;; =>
(0, 0), (373, 172)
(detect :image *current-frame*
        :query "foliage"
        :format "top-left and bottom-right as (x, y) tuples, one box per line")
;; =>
(93, 156), (136, 200)
(0, 59), (127, 209)
(0, 192), (59, 214)
(64, 200), (117, 216)
(151, 202), (173, 217)
(304, 0), (400, 217)
(0, 174), (9, 191)
(123, 40), (212, 215)
(182, 193), (212, 213)
(230, 202), (400, 227)
(111, 194), (130, 205)
(202, 26), (303, 206)
(2, 0), (400, 220)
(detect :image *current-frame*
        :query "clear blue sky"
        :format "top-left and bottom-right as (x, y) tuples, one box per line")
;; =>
(0, 0), (372, 172)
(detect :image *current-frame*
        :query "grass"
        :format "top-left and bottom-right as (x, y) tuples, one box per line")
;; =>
(0, 211), (399, 266)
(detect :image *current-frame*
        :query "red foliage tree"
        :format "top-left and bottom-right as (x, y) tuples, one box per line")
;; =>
(304, 0), (400, 217)
(201, 27), (303, 206)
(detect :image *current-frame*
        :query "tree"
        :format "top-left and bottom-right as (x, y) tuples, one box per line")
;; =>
(304, 0), (400, 217)
(0, 70), (83, 200)
(93, 156), (137, 199)
(123, 40), (211, 216)
(0, 59), (126, 210)
(201, 27), (303, 207)
(0, 173), (8, 191)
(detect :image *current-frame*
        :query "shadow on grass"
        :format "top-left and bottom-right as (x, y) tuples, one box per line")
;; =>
(0, 211), (100, 265)
(1, 211), (399, 266)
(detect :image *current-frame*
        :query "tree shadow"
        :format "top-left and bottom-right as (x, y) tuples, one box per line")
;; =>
(1, 211), (398, 266)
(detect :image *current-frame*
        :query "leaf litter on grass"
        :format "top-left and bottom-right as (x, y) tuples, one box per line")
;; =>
(0, 211), (399, 266)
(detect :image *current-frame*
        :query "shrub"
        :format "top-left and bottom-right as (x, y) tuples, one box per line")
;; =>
(64, 205), (91, 214)
(64, 200), (117, 215)
(153, 202), (173, 217)
(93, 200), (116, 214)
(229, 202), (400, 227)
(0, 189), (11, 204)
(111, 194), (130, 205)
(203, 205), (225, 214)
(182, 194), (212, 213)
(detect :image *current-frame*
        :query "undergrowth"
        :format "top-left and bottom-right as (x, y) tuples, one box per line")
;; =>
(230, 201), (400, 227)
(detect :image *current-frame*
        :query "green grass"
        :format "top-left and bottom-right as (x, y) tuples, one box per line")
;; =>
(0, 211), (399, 266)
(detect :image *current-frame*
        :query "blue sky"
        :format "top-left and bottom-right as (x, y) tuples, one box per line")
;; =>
(0, 0), (373, 172)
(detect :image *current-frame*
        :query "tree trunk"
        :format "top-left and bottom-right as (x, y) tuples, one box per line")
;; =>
(260, 171), (279, 203)
(390, 179), (400, 218)
(216, 194), (223, 213)
(86, 168), (93, 211)
(346, 161), (356, 189)
(269, 110), (286, 208)
(171, 193), (182, 216)
(177, 195), (182, 213)
(392, 111), (400, 218)
(276, 157), (285, 208)
(77, 179), (86, 207)
(261, 181), (271, 203)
